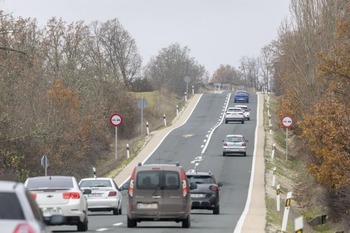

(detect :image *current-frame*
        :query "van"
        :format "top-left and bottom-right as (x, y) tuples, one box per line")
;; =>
(125, 162), (196, 228)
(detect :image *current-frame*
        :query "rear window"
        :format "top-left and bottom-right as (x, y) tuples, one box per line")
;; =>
(187, 175), (215, 184)
(0, 192), (24, 220)
(80, 180), (112, 188)
(136, 171), (180, 190)
(226, 136), (244, 142)
(26, 177), (74, 190)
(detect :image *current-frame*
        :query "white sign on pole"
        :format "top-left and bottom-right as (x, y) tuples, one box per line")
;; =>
(110, 113), (123, 160)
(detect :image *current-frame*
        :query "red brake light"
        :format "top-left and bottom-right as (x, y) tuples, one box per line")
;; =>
(128, 167), (136, 197)
(180, 168), (189, 197)
(209, 185), (218, 191)
(108, 191), (117, 196)
(13, 224), (35, 233)
(63, 192), (80, 199)
(242, 142), (246, 146)
(223, 142), (228, 146)
(31, 193), (37, 200)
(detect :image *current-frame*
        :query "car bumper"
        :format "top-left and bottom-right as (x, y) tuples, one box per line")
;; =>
(191, 197), (219, 209)
(87, 199), (119, 210)
(40, 204), (86, 224)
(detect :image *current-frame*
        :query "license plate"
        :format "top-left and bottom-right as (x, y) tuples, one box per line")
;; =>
(89, 193), (102, 197)
(137, 203), (158, 209)
(42, 207), (63, 217)
(191, 194), (205, 198)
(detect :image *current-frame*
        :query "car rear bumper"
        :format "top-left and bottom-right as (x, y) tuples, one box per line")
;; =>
(191, 197), (218, 209)
(87, 199), (119, 210)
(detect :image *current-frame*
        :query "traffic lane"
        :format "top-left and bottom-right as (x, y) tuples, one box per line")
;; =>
(50, 211), (125, 232)
(145, 93), (229, 169)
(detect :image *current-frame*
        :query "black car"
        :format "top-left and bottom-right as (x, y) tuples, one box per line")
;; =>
(186, 171), (223, 214)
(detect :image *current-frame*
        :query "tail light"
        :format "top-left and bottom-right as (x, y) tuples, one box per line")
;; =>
(63, 192), (81, 199)
(128, 167), (136, 197)
(31, 193), (37, 200)
(242, 142), (246, 146)
(180, 169), (189, 197)
(209, 185), (218, 191)
(223, 142), (228, 146)
(13, 224), (35, 233)
(108, 191), (117, 197)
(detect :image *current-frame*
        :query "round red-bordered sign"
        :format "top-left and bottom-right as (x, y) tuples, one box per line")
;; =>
(110, 113), (123, 127)
(281, 115), (294, 128)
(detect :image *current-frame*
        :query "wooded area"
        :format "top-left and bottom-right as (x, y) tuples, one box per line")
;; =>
(270, 0), (350, 227)
(1, 0), (350, 228)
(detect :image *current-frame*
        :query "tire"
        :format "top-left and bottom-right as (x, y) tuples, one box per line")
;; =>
(225, 120), (228, 124)
(241, 120), (244, 124)
(223, 152), (226, 156)
(77, 214), (88, 232)
(113, 208), (119, 215)
(118, 206), (122, 215)
(243, 152), (246, 157)
(213, 205), (220, 215)
(127, 216), (137, 228)
(248, 117), (250, 120)
(182, 215), (190, 228)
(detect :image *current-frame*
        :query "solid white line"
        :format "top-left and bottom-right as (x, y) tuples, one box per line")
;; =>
(233, 92), (260, 233)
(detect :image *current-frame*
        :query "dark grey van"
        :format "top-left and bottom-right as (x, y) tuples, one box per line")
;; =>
(126, 163), (195, 228)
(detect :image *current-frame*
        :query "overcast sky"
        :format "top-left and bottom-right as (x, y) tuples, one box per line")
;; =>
(0, 0), (290, 75)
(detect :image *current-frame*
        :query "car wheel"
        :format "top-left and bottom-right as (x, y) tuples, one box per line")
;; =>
(77, 213), (88, 232)
(127, 216), (137, 228)
(119, 206), (122, 215)
(225, 120), (228, 124)
(223, 152), (226, 156)
(241, 120), (244, 124)
(248, 117), (250, 120)
(182, 215), (190, 228)
(243, 152), (246, 157)
(213, 205), (220, 215)
(113, 208), (119, 215)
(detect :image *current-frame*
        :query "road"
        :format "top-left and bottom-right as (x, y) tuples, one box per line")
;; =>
(50, 91), (265, 233)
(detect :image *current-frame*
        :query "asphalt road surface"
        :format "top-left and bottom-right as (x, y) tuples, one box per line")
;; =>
(50, 91), (264, 233)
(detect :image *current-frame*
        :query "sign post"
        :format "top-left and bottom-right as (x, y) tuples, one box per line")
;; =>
(41, 155), (49, 176)
(110, 113), (123, 160)
(281, 115), (294, 160)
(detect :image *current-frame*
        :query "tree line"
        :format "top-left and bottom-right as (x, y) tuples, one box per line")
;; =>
(0, 12), (206, 181)
(268, 0), (350, 227)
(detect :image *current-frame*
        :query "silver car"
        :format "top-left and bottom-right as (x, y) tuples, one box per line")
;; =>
(0, 180), (63, 233)
(222, 134), (248, 156)
(234, 104), (250, 120)
(79, 177), (123, 215)
(225, 107), (245, 124)
(25, 176), (90, 232)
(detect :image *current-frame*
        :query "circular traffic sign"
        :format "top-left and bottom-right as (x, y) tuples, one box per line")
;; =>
(281, 115), (294, 128)
(110, 113), (123, 127)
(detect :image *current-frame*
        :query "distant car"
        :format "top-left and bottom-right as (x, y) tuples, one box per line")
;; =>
(225, 107), (245, 124)
(25, 176), (90, 232)
(186, 171), (223, 215)
(234, 91), (249, 103)
(79, 177), (123, 215)
(234, 104), (250, 120)
(223, 134), (248, 156)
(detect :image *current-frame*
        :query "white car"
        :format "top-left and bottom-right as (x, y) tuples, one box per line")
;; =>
(25, 176), (90, 232)
(223, 134), (248, 156)
(225, 107), (245, 124)
(234, 104), (250, 120)
(79, 177), (123, 215)
(0, 180), (63, 233)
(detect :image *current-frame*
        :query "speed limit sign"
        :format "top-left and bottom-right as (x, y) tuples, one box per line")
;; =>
(281, 115), (294, 128)
(110, 113), (123, 127)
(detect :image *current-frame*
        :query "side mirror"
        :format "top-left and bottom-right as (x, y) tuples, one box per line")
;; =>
(189, 182), (197, 190)
(218, 182), (223, 187)
(121, 182), (130, 190)
(82, 189), (91, 195)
